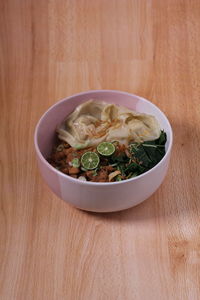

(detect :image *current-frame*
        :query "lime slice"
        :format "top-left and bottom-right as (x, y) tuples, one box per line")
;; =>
(81, 152), (100, 170)
(97, 142), (115, 156)
(72, 158), (80, 168)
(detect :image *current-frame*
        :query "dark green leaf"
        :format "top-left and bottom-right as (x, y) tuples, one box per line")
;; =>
(129, 144), (152, 167)
(117, 163), (127, 176)
(129, 130), (167, 171)
(110, 153), (129, 163)
(157, 130), (167, 145)
(125, 161), (140, 172)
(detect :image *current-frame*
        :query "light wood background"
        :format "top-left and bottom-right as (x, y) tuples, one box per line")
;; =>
(1, 1), (200, 299)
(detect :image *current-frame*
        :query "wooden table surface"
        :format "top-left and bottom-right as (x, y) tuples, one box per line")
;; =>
(1, 1), (200, 299)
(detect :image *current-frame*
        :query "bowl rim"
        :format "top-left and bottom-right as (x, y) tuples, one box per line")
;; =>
(34, 89), (173, 186)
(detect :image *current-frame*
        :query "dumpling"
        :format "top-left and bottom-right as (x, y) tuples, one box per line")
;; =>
(57, 100), (109, 148)
(101, 104), (119, 122)
(57, 100), (161, 149)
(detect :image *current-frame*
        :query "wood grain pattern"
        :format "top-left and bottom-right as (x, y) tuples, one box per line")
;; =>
(1, 1), (200, 299)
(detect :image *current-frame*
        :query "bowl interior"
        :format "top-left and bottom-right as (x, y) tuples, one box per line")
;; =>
(35, 91), (172, 160)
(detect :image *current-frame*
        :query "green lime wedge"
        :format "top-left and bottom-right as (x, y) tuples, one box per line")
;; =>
(97, 142), (115, 156)
(81, 152), (100, 170)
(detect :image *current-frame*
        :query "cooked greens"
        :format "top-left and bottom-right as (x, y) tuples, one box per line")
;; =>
(108, 130), (167, 179)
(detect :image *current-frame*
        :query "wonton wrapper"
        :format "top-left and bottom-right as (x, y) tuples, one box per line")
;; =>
(57, 100), (161, 149)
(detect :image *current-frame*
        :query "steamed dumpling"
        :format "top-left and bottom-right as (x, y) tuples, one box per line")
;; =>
(57, 100), (161, 149)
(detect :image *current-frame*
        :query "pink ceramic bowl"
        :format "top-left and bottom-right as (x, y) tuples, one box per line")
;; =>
(34, 90), (173, 212)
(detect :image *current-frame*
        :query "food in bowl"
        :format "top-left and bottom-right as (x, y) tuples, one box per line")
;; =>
(47, 100), (167, 182)
(34, 90), (173, 212)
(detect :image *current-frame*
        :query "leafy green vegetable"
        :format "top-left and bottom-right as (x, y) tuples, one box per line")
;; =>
(125, 161), (145, 174)
(110, 152), (129, 164)
(129, 144), (152, 167)
(105, 130), (167, 180)
(129, 130), (167, 172)
(117, 164), (127, 176)
(108, 152), (129, 176)
(157, 130), (167, 145)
